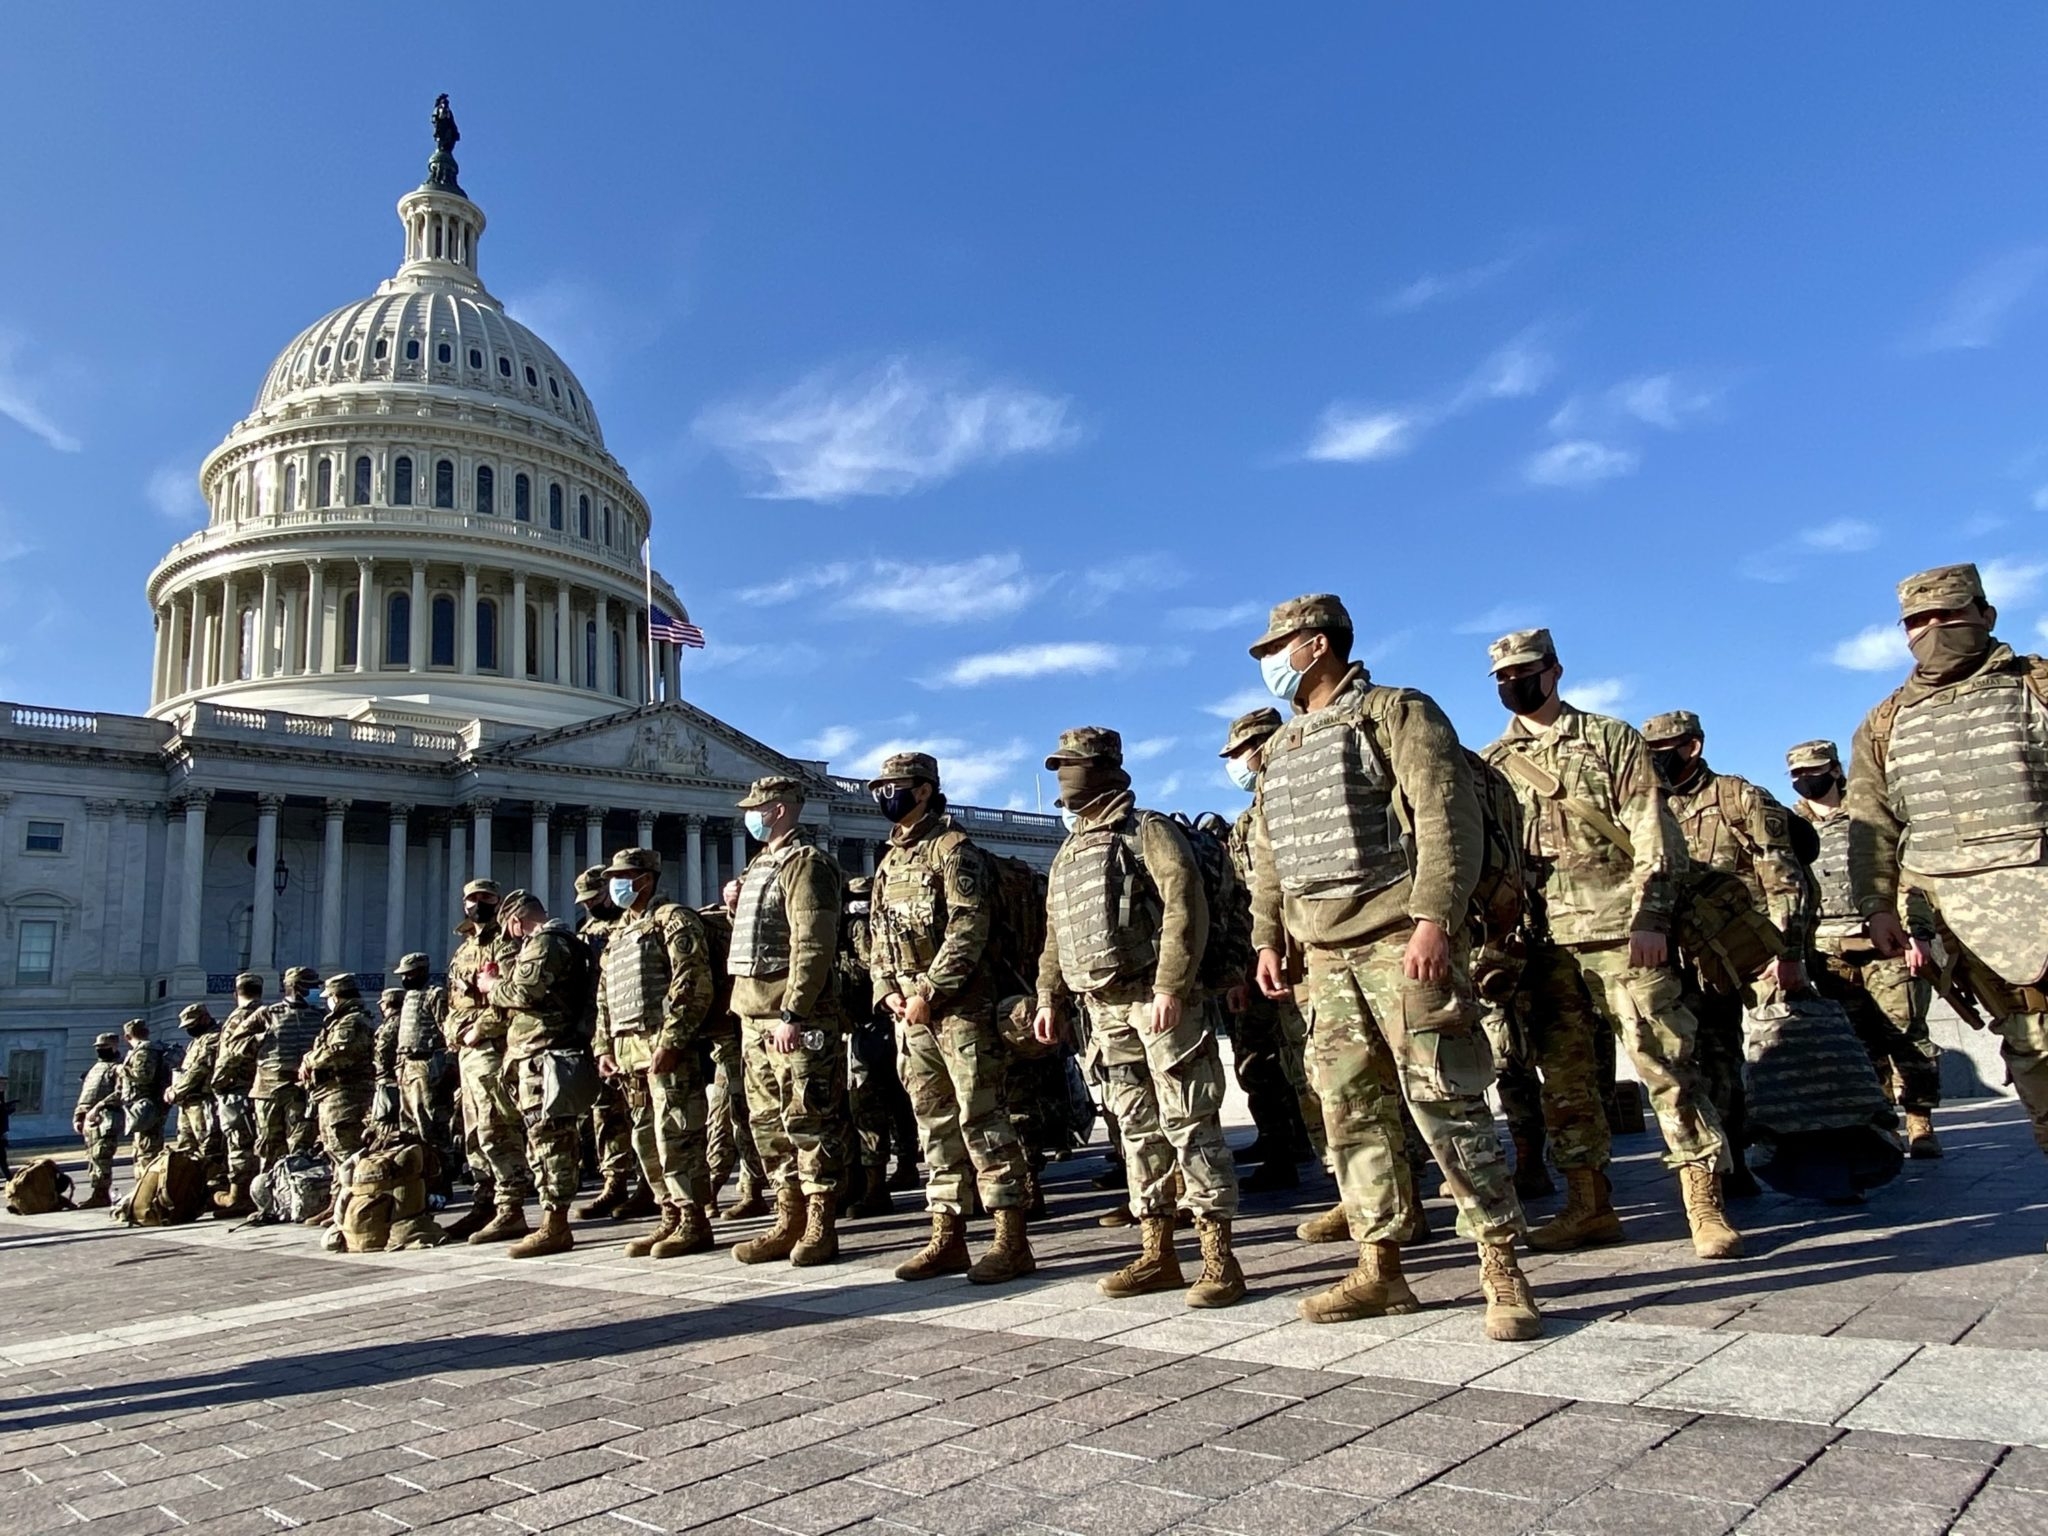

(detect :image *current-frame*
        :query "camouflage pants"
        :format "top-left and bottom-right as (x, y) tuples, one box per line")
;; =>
(1689, 985), (1750, 1167)
(312, 1086), (370, 1165)
(590, 1076), (637, 1182)
(127, 1101), (166, 1167)
(1523, 942), (1725, 1171)
(515, 1056), (586, 1211)
(398, 1057), (462, 1188)
(1810, 944), (1942, 1113)
(1305, 932), (1521, 1244)
(1226, 992), (1305, 1156)
(1276, 995), (1325, 1158)
(254, 1084), (315, 1168)
(899, 1005), (1028, 1214)
(217, 1092), (258, 1182)
(1943, 945), (2048, 1156)
(82, 1108), (123, 1188)
(1007, 1050), (1079, 1168)
(849, 1018), (899, 1172)
(1089, 988), (1237, 1219)
(706, 1031), (764, 1194)
(741, 1015), (848, 1197)
(173, 1094), (222, 1174)
(457, 1043), (533, 1203)
(613, 1032), (710, 1207)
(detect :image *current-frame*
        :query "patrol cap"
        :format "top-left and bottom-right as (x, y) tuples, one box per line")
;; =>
(1488, 627), (1557, 675)
(283, 965), (320, 989)
(1045, 726), (1123, 768)
(573, 865), (608, 901)
(845, 875), (873, 899)
(867, 751), (939, 791)
(1640, 710), (1704, 745)
(462, 879), (501, 901)
(736, 775), (807, 809)
(325, 972), (361, 999)
(379, 987), (406, 1010)
(394, 952), (431, 975)
(1219, 706), (1283, 758)
(178, 1003), (213, 1029)
(604, 846), (660, 878)
(1785, 738), (1841, 772)
(1897, 562), (1986, 620)
(1248, 593), (1352, 657)
(233, 970), (263, 992)
(95, 1032), (120, 1050)
(122, 1017), (148, 1036)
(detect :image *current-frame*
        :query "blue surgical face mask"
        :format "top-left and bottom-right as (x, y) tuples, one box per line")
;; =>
(609, 877), (638, 908)
(1060, 808), (1079, 833)
(1259, 638), (1309, 702)
(1225, 756), (1258, 793)
(744, 809), (772, 842)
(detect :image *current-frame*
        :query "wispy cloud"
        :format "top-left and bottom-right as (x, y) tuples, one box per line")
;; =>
(1912, 246), (2048, 352)
(1982, 556), (2048, 607)
(1549, 372), (1722, 438)
(1202, 686), (1277, 720)
(1562, 677), (1630, 713)
(805, 725), (861, 759)
(0, 331), (82, 454)
(1166, 601), (1264, 633)
(1454, 602), (1540, 637)
(1304, 406), (1422, 464)
(1523, 440), (1639, 489)
(1154, 772), (1185, 800)
(1799, 518), (1880, 554)
(146, 462), (206, 523)
(931, 641), (1130, 688)
(738, 553), (1040, 625)
(1742, 517), (1883, 583)
(688, 638), (826, 675)
(1072, 554), (1186, 609)
(1127, 736), (1178, 762)
(1452, 333), (1557, 409)
(1829, 625), (1909, 672)
(695, 355), (1079, 502)
(1377, 238), (1535, 315)
(1303, 331), (1557, 466)
(844, 736), (1030, 803)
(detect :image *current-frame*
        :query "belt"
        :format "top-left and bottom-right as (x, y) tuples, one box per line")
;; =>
(404, 1050), (438, 1061)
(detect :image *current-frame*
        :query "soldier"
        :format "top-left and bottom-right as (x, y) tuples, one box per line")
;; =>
(728, 776), (848, 1267)
(445, 880), (533, 1243)
(300, 972), (376, 1171)
(490, 890), (599, 1258)
(1789, 738), (1943, 1156)
(256, 968), (325, 1168)
(1485, 628), (1742, 1260)
(594, 848), (719, 1259)
(1851, 562), (2048, 1161)
(838, 877), (898, 1218)
(374, 988), (404, 1132)
(73, 1032), (125, 1207)
(1243, 598), (1538, 1337)
(869, 752), (1036, 1284)
(167, 1004), (223, 1179)
(571, 866), (650, 1221)
(119, 1019), (169, 1168)
(700, 893), (769, 1219)
(209, 972), (269, 1214)
(1642, 708), (1816, 1198)
(390, 953), (460, 1190)
(1031, 726), (1246, 1308)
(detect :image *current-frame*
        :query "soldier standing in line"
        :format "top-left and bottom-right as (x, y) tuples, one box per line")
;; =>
(1788, 739), (1943, 1157)
(167, 1003), (224, 1181)
(444, 880), (532, 1244)
(119, 1019), (170, 1170)
(700, 892), (770, 1219)
(300, 973), (377, 1172)
(256, 968), (325, 1168)
(1484, 628), (1743, 1260)
(1642, 709), (1816, 1199)
(73, 1032), (125, 1208)
(1850, 562), (2048, 1162)
(374, 988), (404, 1132)
(209, 972), (268, 1214)
(869, 752), (1036, 1284)
(1032, 727), (1246, 1308)
(571, 866), (653, 1221)
(836, 877), (898, 1218)
(594, 848), (718, 1259)
(728, 776), (848, 1267)
(389, 954), (460, 1191)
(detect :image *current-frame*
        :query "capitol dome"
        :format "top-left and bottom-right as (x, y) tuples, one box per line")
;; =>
(144, 101), (688, 733)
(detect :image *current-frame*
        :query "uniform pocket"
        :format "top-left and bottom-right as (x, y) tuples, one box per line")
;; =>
(1398, 981), (1494, 1101)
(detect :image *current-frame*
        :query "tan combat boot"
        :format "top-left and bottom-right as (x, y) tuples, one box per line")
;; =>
(1478, 1239), (1543, 1341)
(625, 1202), (681, 1257)
(212, 1175), (255, 1217)
(650, 1201), (715, 1258)
(616, 1179), (660, 1219)
(1187, 1215), (1247, 1309)
(1299, 1240), (1422, 1324)
(896, 1210), (972, 1280)
(967, 1209), (1036, 1285)
(719, 1178), (770, 1221)
(443, 1186), (496, 1241)
(1904, 1112), (1943, 1159)
(790, 1192), (839, 1266)
(80, 1178), (112, 1210)
(1296, 1202), (1350, 1243)
(1099, 1215), (1185, 1298)
(1526, 1167), (1626, 1253)
(1512, 1129), (1555, 1199)
(1679, 1162), (1745, 1259)
(734, 1185), (806, 1264)
(508, 1208), (573, 1259)
(1097, 1201), (1137, 1228)
(468, 1201), (529, 1245)
(575, 1173), (632, 1220)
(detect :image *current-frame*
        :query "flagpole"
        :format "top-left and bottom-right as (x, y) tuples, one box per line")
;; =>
(642, 539), (657, 707)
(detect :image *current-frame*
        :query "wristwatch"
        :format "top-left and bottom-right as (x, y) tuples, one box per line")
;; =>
(778, 1009), (800, 1026)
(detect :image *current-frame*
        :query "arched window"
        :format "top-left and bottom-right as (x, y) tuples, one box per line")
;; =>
(341, 593), (360, 667)
(469, 347), (483, 370)
(436, 341), (452, 365)
(352, 455), (372, 506)
(392, 455), (414, 506)
(602, 504), (613, 547)
(577, 494), (591, 540)
(430, 595), (456, 667)
(611, 630), (624, 698)
(524, 602), (540, 678)
(282, 462), (297, 513)
(476, 465), (495, 516)
(514, 473), (531, 522)
(434, 458), (454, 508)
(584, 620), (598, 692)
(405, 337), (421, 362)
(386, 592), (411, 667)
(477, 599), (499, 672)
(374, 336), (389, 361)
(316, 458), (332, 508)
(549, 484), (564, 531)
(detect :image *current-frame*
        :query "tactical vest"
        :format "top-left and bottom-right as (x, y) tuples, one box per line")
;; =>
(1260, 690), (1407, 901)
(256, 1001), (323, 1094)
(397, 988), (442, 1056)
(1889, 667), (2048, 877)
(1804, 808), (1857, 923)
(875, 826), (969, 977)
(604, 903), (675, 1032)
(1048, 814), (1163, 994)
(730, 845), (797, 978)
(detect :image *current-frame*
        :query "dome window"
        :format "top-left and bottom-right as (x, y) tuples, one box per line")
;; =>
(524, 603), (541, 678)
(602, 503), (613, 546)
(524, 364), (538, 388)
(283, 462), (298, 513)
(316, 459), (333, 508)
(318, 345), (332, 366)
(404, 338), (421, 362)
(392, 456), (414, 507)
(373, 337), (389, 362)
(341, 592), (360, 667)
(585, 620), (598, 693)
(515, 473), (533, 522)
(469, 347), (483, 370)
(343, 340), (359, 362)
(437, 341), (453, 365)
(434, 458), (455, 509)
(498, 355), (512, 377)
(577, 494), (591, 540)
(548, 376), (561, 399)
(386, 592), (412, 668)
(352, 456), (373, 506)
(549, 483), (564, 531)
(477, 599), (500, 672)
(476, 465), (495, 516)
(430, 595), (456, 667)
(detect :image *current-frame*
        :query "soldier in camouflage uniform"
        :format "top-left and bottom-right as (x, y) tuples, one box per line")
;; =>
(1643, 708), (1817, 1198)
(1033, 727), (1246, 1309)
(389, 954), (460, 1194)
(1851, 562), (2048, 1161)
(444, 881), (533, 1243)
(1788, 738), (1943, 1157)
(595, 848), (720, 1259)
(1485, 628), (1743, 1260)
(256, 968), (324, 1168)
(209, 972), (268, 1214)
(837, 877), (899, 1218)
(729, 777), (849, 1267)
(700, 896), (770, 1219)
(120, 1019), (169, 1168)
(374, 989), (404, 1132)
(870, 752), (1036, 1284)
(491, 890), (598, 1258)
(168, 1003), (223, 1183)
(1247, 598), (1539, 1339)
(72, 1032), (124, 1207)
(572, 866), (651, 1220)
(301, 973), (376, 1172)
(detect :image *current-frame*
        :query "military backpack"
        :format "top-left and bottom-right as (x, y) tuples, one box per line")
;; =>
(118, 1148), (209, 1226)
(4, 1157), (73, 1215)
(984, 853), (1050, 998)
(1461, 748), (1532, 947)
(1170, 812), (1244, 990)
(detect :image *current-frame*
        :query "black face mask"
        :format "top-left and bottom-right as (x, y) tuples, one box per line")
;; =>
(97, 1048), (118, 1062)
(1790, 772), (1838, 801)
(874, 785), (922, 824)
(1650, 748), (1696, 787)
(465, 901), (498, 928)
(1497, 672), (1551, 715)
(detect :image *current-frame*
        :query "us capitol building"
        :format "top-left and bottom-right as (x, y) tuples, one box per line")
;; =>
(0, 103), (1061, 1143)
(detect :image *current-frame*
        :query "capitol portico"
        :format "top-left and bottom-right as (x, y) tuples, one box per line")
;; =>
(0, 102), (1060, 1145)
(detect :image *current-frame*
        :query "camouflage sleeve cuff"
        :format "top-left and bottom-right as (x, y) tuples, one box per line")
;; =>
(1629, 903), (1674, 937)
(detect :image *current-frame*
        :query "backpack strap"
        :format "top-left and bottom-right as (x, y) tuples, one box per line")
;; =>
(1497, 749), (1638, 857)
(1866, 686), (1906, 774)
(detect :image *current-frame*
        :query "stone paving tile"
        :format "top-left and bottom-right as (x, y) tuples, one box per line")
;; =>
(1353, 1410), (1517, 1461)
(1286, 1443), (1447, 1499)
(1432, 1446), (1612, 1506)
(1785, 1443), (1992, 1510)
(883, 1480), (1053, 1536)
(1027, 1480), (1208, 1536)
(1952, 1484), (2048, 1536)
(1185, 1480), (1375, 1536)
(984, 1447), (1135, 1497)
(1541, 1485), (1749, 1536)
(1208, 1409), (1365, 1462)
(1841, 1341), (2048, 1447)
(1640, 1332), (1919, 1426)
(611, 1474), (784, 1531)
(1734, 1488), (1960, 1536)
(1350, 1481), (1544, 1536)
(1124, 1446), (1281, 1499)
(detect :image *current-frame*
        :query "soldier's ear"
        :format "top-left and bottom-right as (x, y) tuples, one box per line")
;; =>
(1983, 602), (1999, 629)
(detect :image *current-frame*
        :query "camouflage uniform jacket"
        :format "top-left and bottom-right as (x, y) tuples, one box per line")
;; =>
(1484, 703), (1686, 947)
(304, 1003), (376, 1089)
(75, 1060), (121, 1121)
(494, 919), (595, 1060)
(729, 834), (843, 1022)
(171, 1031), (220, 1104)
(1250, 666), (1481, 954)
(871, 812), (997, 1010)
(373, 1015), (400, 1088)
(447, 923), (521, 1046)
(1666, 765), (1815, 950)
(595, 900), (714, 1053)
(1036, 791), (1209, 1009)
(209, 1002), (270, 1095)
(121, 1041), (168, 1108)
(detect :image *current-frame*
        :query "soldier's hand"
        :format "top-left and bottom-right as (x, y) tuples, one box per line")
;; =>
(882, 990), (907, 1019)
(903, 994), (932, 1030)
(1403, 919), (1451, 985)
(1226, 983), (1248, 1015)
(1626, 930), (1669, 969)
(649, 1045), (681, 1075)
(597, 1052), (620, 1079)
(770, 1021), (801, 1054)
(1255, 948), (1293, 1001)
(1150, 991), (1183, 1036)
(1904, 936), (1935, 978)
(1866, 910), (1909, 960)
(1031, 1006), (1063, 1046)
(1762, 955), (1810, 995)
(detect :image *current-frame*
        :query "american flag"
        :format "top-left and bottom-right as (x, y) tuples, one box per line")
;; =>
(649, 605), (705, 649)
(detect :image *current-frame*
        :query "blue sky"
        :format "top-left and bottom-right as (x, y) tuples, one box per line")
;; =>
(5, 8), (2048, 811)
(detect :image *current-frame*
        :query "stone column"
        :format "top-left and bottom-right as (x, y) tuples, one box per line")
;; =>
(554, 583), (570, 685)
(150, 607), (167, 705)
(594, 593), (611, 694)
(176, 790), (211, 969)
(636, 809), (656, 852)
(409, 561), (427, 674)
(423, 813), (447, 955)
(448, 815), (468, 910)
(862, 841), (876, 878)
(153, 802), (180, 978)
(470, 798), (495, 883)
(460, 562), (479, 674)
(256, 565), (278, 679)
(354, 557), (374, 674)
(319, 798), (350, 973)
(529, 802), (552, 908)
(184, 589), (205, 693)
(583, 807), (604, 869)
(282, 584), (304, 678)
(384, 803), (412, 967)
(666, 643), (682, 702)
(117, 802), (151, 976)
(250, 793), (283, 974)
(512, 572), (528, 679)
(217, 574), (237, 682)
(627, 610), (643, 704)
(730, 821), (748, 884)
(79, 800), (115, 977)
(557, 823), (577, 914)
(306, 559), (326, 674)
(683, 815), (705, 907)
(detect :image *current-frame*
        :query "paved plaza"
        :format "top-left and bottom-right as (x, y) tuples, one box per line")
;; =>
(4, 1096), (2046, 1536)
